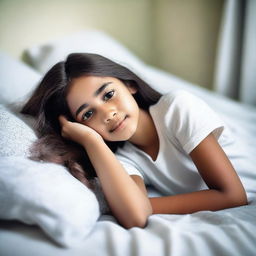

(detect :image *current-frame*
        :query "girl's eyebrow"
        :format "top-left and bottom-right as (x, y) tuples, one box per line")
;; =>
(75, 82), (113, 117)
(94, 82), (113, 96)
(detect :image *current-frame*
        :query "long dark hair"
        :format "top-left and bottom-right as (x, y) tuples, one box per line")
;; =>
(21, 53), (162, 187)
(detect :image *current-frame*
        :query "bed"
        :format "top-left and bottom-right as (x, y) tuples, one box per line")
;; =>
(0, 30), (256, 256)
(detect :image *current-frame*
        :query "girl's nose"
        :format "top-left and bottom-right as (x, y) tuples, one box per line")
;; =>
(104, 110), (117, 123)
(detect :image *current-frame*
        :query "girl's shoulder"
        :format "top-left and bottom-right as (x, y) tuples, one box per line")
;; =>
(149, 90), (196, 132)
(150, 89), (219, 132)
(151, 89), (199, 113)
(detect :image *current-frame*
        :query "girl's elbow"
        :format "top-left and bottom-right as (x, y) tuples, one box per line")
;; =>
(227, 189), (248, 208)
(124, 209), (152, 229)
(236, 192), (248, 206)
(124, 216), (148, 229)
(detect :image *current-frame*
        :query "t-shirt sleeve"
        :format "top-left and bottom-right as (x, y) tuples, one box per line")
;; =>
(164, 91), (225, 154)
(115, 154), (145, 180)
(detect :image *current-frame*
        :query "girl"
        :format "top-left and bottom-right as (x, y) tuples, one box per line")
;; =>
(22, 53), (248, 229)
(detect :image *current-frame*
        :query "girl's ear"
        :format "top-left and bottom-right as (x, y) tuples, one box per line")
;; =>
(126, 82), (138, 95)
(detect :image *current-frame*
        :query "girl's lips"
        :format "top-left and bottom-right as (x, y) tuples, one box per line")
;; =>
(110, 116), (128, 133)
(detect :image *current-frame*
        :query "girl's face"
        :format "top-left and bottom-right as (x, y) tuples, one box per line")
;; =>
(66, 75), (140, 142)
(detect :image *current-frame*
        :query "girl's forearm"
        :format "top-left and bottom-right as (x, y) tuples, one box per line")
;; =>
(83, 137), (152, 228)
(149, 189), (248, 214)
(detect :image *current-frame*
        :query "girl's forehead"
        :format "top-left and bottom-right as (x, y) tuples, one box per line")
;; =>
(68, 76), (110, 94)
(71, 75), (111, 87)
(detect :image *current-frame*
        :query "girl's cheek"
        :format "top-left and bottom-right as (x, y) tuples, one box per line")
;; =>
(88, 121), (102, 134)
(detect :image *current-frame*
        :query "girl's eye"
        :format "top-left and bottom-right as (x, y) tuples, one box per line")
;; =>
(82, 110), (94, 121)
(103, 90), (115, 101)
(81, 90), (114, 121)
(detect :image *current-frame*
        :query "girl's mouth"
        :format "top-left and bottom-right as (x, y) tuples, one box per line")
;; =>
(110, 115), (128, 133)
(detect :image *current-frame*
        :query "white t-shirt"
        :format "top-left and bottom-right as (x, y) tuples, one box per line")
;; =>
(115, 90), (256, 197)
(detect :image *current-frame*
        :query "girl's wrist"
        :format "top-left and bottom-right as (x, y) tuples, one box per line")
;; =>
(81, 132), (105, 149)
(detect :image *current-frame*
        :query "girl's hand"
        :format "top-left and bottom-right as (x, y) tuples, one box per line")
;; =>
(58, 115), (103, 147)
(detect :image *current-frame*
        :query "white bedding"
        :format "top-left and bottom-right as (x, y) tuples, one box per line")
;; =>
(0, 31), (256, 256)
(1, 199), (256, 256)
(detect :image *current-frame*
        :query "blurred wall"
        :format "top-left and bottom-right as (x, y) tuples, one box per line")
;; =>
(0, 0), (224, 90)
(152, 0), (224, 89)
(0, 0), (154, 63)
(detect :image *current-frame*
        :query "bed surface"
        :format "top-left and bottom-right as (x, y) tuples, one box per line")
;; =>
(1, 200), (256, 256)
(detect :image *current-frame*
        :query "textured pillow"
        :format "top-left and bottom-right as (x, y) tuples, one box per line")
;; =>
(0, 156), (100, 248)
(0, 104), (37, 157)
(23, 29), (145, 75)
(0, 51), (41, 110)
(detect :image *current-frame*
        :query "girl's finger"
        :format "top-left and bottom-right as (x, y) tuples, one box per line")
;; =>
(58, 115), (68, 125)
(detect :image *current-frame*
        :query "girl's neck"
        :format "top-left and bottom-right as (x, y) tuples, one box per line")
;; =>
(128, 108), (159, 151)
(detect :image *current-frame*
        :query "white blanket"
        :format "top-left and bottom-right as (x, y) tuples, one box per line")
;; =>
(1, 199), (256, 256)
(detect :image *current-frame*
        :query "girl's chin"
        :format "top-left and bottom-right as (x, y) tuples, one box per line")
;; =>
(106, 129), (136, 142)
(106, 135), (133, 142)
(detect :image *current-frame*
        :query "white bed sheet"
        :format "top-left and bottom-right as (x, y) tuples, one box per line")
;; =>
(0, 64), (256, 256)
(1, 198), (256, 256)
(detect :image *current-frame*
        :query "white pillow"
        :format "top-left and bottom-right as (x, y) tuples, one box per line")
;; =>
(0, 156), (100, 248)
(23, 29), (146, 75)
(0, 51), (41, 110)
(0, 104), (37, 157)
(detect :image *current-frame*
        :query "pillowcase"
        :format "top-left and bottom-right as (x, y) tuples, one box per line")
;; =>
(0, 51), (41, 111)
(22, 29), (146, 75)
(0, 104), (37, 157)
(0, 156), (100, 248)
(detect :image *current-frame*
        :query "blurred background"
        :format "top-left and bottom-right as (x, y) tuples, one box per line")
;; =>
(0, 0), (255, 105)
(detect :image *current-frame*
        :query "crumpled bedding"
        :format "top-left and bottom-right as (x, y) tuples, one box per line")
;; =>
(1, 199), (256, 256)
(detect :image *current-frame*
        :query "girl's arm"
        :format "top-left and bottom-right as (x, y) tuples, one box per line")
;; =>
(149, 133), (248, 214)
(59, 116), (152, 228)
